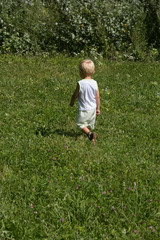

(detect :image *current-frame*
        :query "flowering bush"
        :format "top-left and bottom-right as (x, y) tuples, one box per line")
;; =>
(0, 20), (37, 54)
(0, 0), (159, 59)
(0, 1), (41, 54)
(54, 0), (144, 57)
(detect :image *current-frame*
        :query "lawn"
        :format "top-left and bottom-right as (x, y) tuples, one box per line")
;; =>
(0, 55), (160, 239)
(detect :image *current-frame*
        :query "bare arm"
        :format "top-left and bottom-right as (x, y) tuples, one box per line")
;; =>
(96, 88), (100, 115)
(70, 83), (79, 107)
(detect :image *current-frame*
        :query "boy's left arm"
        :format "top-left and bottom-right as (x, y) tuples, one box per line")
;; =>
(96, 88), (100, 115)
(70, 83), (79, 107)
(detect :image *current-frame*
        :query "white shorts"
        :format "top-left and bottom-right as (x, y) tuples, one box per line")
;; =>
(76, 108), (96, 130)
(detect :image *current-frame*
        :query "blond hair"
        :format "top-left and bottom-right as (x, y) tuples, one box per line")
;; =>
(79, 59), (95, 77)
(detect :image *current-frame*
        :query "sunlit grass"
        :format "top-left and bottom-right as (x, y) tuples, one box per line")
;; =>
(0, 55), (160, 239)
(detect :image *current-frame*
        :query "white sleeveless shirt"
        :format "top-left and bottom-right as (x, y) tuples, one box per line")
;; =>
(78, 79), (98, 111)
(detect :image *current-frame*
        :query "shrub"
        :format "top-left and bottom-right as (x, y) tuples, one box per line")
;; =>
(53, 0), (144, 58)
(143, 0), (160, 48)
(0, 0), (44, 54)
(0, 0), (159, 59)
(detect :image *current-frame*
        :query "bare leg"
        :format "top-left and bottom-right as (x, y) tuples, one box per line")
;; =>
(82, 127), (90, 135)
(82, 127), (93, 141)
(82, 127), (98, 145)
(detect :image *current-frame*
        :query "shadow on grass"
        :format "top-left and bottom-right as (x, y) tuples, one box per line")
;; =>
(35, 126), (81, 139)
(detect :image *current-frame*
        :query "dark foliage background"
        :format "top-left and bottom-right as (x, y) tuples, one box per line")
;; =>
(0, 0), (159, 60)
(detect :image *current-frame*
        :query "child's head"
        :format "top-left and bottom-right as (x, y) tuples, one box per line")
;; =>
(79, 59), (95, 78)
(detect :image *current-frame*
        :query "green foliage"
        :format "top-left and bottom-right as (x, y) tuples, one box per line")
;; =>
(53, 0), (145, 58)
(0, 22), (37, 54)
(0, 0), (160, 59)
(143, 0), (160, 48)
(0, 56), (160, 239)
(0, 0), (51, 54)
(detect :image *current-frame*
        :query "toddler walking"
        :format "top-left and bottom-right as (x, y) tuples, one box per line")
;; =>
(70, 59), (100, 144)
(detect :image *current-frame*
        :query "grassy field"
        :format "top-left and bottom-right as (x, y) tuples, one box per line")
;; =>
(0, 55), (160, 239)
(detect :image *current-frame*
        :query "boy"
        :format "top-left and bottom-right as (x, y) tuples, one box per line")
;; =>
(70, 59), (100, 144)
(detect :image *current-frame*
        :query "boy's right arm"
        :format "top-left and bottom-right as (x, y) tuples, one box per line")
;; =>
(96, 88), (100, 115)
(70, 83), (79, 107)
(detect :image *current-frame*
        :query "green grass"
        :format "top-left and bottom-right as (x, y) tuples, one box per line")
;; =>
(0, 55), (160, 240)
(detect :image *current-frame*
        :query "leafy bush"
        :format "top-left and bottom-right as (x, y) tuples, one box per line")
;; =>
(54, 0), (144, 57)
(0, 0), (159, 59)
(0, 20), (37, 54)
(144, 0), (160, 48)
(0, 0), (46, 54)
